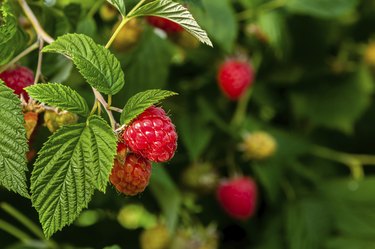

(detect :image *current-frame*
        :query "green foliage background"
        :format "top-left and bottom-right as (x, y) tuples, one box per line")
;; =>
(2, 0), (375, 248)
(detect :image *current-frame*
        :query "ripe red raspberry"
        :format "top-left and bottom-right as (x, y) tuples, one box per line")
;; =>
(146, 16), (183, 33)
(217, 176), (257, 220)
(217, 59), (254, 100)
(110, 153), (152, 196)
(123, 106), (177, 163)
(0, 66), (34, 101)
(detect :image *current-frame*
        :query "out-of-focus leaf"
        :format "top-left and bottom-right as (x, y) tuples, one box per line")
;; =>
(285, 198), (332, 249)
(290, 65), (374, 133)
(120, 28), (172, 100)
(322, 178), (375, 237)
(149, 166), (181, 232)
(177, 111), (213, 161)
(42, 55), (73, 83)
(257, 11), (291, 59)
(286, 0), (359, 18)
(76, 16), (97, 37)
(42, 7), (71, 37)
(190, 0), (237, 52)
(325, 237), (375, 249)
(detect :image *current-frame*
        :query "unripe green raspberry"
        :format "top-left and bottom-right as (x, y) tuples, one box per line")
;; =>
(182, 162), (219, 193)
(44, 110), (78, 132)
(239, 131), (277, 160)
(117, 204), (157, 230)
(140, 224), (170, 249)
(170, 224), (219, 249)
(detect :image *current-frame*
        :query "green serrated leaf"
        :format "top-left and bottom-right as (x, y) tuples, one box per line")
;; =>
(43, 33), (125, 95)
(120, 89), (177, 125)
(0, 80), (29, 198)
(0, 0), (17, 45)
(0, 27), (28, 66)
(31, 115), (116, 238)
(107, 0), (126, 16)
(25, 83), (90, 116)
(85, 115), (117, 191)
(128, 0), (212, 46)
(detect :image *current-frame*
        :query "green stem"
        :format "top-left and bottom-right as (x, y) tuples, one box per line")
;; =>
(0, 203), (44, 240)
(105, 17), (129, 49)
(230, 88), (253, 128)
(109, 106), (123, 113)
(105, 0), (146, 49)
(0, 219), (32, 242)
(226, 151), (239, 177)
(33, 38), (44, 84)
(107, 94), (112, 107)
(311, 145), (366, 180)
(93, 88), (116, 129)
(90, 100), (99, 115)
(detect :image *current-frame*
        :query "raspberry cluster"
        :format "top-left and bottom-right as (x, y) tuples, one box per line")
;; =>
(110, 106), (178, 196)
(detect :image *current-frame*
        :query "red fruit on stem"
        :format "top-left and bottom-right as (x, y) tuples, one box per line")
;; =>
(217, 176), (257, 220)
(0, 66), (34, 101)
(123, 106), (177, 163)
(110, 153), (152, 196)
(217, 59), (254, 100)
(146, 16), (183, 33)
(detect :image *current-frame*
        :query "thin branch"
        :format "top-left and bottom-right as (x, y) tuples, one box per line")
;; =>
(34, 38), (44, 84)
(18, 0), (54, 44)
(92, 88), (117, 129)
(109, 106), (123, 113)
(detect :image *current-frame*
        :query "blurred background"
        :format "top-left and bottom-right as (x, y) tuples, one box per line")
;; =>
(2, 0), (375, 248)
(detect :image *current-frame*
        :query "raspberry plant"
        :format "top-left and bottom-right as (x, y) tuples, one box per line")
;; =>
(2, 0), (375, 248)
(0, 0), (211, 240)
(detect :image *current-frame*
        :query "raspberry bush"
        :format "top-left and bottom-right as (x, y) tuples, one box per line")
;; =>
(2, 0), (375, 249)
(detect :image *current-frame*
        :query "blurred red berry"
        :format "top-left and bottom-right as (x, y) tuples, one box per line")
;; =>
(110, 153), (152, 196)
(147, 16), (183, 33)
(0, 66), (34, 101)
(217, 59), (254, 100)
(217, 176), (257, 220)
(123, 106), (177, 163)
